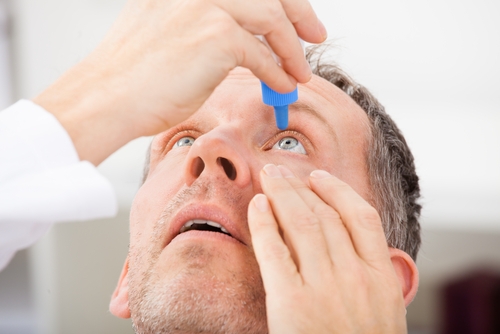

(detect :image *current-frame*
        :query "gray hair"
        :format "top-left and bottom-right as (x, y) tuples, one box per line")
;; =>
(306, 45), (421, 260)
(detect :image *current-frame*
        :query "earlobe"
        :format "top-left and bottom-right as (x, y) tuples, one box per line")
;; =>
(389, 248), (419, 307)
(109, 258), (131, 319)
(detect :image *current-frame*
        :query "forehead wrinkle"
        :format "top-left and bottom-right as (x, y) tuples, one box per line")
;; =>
(289, 102), (338, 142)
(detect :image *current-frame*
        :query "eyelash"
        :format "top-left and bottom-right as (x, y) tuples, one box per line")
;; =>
(264, 129), (310, 154)
(164, 128), (201, 152)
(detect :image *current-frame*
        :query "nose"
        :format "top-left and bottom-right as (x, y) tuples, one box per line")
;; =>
(183, 128), (251, 187)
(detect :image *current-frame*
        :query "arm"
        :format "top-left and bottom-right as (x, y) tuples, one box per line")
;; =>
(1, 0), (325, 270)
(33, 0), (327, 165)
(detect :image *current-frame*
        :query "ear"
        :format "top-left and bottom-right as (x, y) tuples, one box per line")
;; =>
(109, 258), (131, 318)
(389, 248), (419, 307)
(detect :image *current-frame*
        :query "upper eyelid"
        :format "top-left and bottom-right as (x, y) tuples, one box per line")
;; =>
(263, 130), (311, 152)
(164, 129), (202, 152)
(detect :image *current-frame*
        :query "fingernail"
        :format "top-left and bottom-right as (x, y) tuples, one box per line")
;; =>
(318, 21), (328, 40)
(253, 194), (270, 212)
(310, 170), (332, 179)
(277, 165), (294, 178)
(263, 164), (282, 178)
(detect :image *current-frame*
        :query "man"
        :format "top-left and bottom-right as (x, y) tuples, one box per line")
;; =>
(1, 0), (420, 332)
(108, 49), (421, 333)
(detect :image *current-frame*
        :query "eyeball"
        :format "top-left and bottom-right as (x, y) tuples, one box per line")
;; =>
(175, 136), (195, 148)
(272, 137), (306, 154)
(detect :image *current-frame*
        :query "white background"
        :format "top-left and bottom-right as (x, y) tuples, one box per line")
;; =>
(310, 0), (500, 229)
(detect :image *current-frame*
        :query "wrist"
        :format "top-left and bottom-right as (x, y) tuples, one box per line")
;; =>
(33, 59), (138, 165)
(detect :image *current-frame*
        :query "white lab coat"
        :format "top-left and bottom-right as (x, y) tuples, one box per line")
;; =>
(0, 100), (117, 271)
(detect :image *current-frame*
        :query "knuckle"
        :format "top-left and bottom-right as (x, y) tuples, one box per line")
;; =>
(261, 240), (290, 262)
(312, 203), (340, 222)
(334, 181), (352, 193)
(257, 42), (271, 59)
(266, 1), (285, 23)
(284, 2), (309, 23)
(267, 181), (292, 195)
(357, 206), (382, 230)
(291, 182), (310, 192)
(200, 9), (234, 39)
(256, 42), (273, 63)
(209, 16), (234, 36)
(300, 1), (314, 16)
(294, 212), (321, 231)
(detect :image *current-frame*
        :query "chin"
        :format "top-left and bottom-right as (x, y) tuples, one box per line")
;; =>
(128, 242), (268, 334)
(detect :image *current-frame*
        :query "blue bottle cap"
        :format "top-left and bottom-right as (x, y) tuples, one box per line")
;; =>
(261, 81), (298, 130)
(261, 82), (298, 106)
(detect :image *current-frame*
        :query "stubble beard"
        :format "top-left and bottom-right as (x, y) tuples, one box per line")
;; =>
(128, 181), (269, 334)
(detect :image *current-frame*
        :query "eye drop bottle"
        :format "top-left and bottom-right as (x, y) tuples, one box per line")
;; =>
(256, 36), (304, 130)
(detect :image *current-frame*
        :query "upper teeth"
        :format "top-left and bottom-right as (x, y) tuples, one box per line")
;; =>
(180, 219), (229, 234)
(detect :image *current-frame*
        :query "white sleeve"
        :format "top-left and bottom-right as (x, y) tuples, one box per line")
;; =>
(0, 100), (118, 270)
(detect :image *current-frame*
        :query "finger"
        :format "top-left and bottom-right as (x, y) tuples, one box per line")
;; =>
(309, 170), (391, 265)
(248, 193), (302, 293)
(279, 0), (327, 43)
(260, 164), (331, 276)
(276, 165), (358, 268)
(232, 25), (298, 92)
(214, 0), (311, 84)
(214, 0), (324, 43)
(264, 27), (312, 84)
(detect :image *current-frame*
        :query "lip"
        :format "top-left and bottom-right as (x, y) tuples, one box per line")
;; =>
(165, 203), (247, 248)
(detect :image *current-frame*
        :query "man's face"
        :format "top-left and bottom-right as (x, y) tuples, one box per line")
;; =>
(126, 68), (371, 333)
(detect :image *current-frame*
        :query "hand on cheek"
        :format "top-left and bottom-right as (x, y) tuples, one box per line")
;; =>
(248, 164), (412, 334)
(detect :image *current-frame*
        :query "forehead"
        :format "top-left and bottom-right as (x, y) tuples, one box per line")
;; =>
(193, 67), (370, 149)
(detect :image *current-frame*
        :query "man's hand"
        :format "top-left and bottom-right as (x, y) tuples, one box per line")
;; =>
(34, 0), (326, 165)
(248, 164), (408, 333)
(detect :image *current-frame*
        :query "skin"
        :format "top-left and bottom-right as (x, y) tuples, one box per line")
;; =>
(33, 0), (326, 165)
(109, 68), (419, 333)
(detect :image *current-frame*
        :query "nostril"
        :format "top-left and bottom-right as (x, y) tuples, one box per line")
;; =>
(191, 157), (205, 178)
(217, 157), (237, 181)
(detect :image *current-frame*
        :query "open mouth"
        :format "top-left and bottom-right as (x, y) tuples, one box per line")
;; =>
(179, 219), (231, 237)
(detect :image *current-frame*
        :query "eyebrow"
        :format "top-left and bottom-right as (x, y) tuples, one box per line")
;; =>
(289, 101), (337, 141)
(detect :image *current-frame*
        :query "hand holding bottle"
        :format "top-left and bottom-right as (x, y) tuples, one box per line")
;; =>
(34, 0), (327, 165)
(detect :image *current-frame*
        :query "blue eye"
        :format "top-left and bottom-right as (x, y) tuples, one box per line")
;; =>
(175, 136), (195, 147)
(272, 136), (306, 154)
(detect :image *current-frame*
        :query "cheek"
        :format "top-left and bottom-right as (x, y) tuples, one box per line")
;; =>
(319, 148), (371, 201)
(129, 156), (187, 247)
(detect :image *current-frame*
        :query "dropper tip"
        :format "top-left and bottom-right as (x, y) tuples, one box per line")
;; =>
(274, 105), (289, 130)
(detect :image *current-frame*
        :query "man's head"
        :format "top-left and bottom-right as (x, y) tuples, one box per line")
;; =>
(109, 48), (421, 333)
